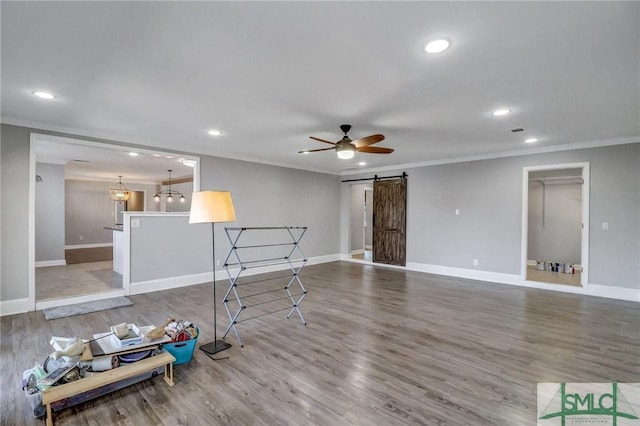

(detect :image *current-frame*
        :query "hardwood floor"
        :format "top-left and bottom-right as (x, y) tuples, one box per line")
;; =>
(526, 265), (582, 287)
(36, 261), (122, 301)
(2, 261), (638, 425)
(65, 247), (113, 265)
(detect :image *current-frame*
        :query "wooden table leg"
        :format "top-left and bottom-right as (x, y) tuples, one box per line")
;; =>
(163, 362), (174, 387)
(46, 403), (53, 426)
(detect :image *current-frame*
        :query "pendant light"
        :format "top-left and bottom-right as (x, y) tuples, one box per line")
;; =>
(108, 176), (131, 201)
(154, 170), (186, 203)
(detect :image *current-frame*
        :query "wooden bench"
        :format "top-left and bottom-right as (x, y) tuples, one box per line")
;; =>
(41, 352), (175, 426)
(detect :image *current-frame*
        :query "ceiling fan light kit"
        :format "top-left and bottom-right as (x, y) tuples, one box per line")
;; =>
(301, 124), (394, 160)
(337, 145), (356, 160)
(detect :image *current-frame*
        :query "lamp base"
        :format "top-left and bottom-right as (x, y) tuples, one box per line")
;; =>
(199, 340), (232, 355)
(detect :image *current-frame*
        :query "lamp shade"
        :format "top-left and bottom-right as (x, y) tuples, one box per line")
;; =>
(189, 191), (236, 224)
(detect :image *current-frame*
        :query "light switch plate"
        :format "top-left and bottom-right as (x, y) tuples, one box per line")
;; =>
(602, 222), (608, 231)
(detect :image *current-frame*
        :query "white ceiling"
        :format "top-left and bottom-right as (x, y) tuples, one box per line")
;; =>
(34, 136), (197, 183)
(2, 2), (639, 177)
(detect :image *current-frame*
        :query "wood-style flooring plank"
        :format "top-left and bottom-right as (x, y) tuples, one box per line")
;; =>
(1, 261), (639, 425)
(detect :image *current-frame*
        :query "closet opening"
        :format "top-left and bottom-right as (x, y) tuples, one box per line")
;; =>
(522, 163), (589, 287)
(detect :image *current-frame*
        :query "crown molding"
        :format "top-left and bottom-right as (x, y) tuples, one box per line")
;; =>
(340, 137), (639, 176)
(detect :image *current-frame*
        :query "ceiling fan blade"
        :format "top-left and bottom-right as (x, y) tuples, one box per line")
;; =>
(298, 147), (336, 153)
(352, 134), (385, 148)
(309, 136), (337, 145)
(356, 146), (394, 154)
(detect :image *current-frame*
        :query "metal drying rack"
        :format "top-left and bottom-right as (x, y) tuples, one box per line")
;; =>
(221, 226), (308, 346)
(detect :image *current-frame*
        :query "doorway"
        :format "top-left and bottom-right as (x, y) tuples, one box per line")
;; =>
(349, 184), (373, 261)
(522, 163), (589, 287)
(30, 133), (199, 310)
(347, 175), (407, 266)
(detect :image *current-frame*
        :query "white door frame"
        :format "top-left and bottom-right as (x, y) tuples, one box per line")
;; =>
(28, 132), (201, 311)
(521, 162), (590, 286)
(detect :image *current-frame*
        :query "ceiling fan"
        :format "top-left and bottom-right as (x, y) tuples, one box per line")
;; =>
(299, 124), (394, 159)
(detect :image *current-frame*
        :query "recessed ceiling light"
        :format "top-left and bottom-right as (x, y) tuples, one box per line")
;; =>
(492, 108), (511, 116)
(525, 138), (539, 143)
(33, 91), (55, 100)
(129, 152), (139, 156)
(425, 39), (450, 54)
(166, 155), (174, 159)
(152, 154), (161, 157)
(181, 159), (196, 167)
(208, 129), (222, 136)
(301, 151), (310, 154)
(358, 162), (367, 166)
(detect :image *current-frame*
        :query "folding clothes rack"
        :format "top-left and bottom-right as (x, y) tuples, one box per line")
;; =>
(221, 226), (308, 346)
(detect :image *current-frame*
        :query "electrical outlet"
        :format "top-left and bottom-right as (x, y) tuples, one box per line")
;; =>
(216, 259), (221, 267)
(79, 236), (83, 241)
(473, 259), (479, 266)
(455, 208), (461, 215)
(131, 219), (141, 228)
(602, 222), (609, 231)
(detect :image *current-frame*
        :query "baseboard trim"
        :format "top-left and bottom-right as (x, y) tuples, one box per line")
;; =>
(350, 249), (364, 255)
(405, 262), (639, 302)
(35, 259), (67, 268)
(341, 258), (639, 303)
(0, 298), (31, 316)
(582, 283), (640, 303)
(130, 272), (212, 295)
(65, 243), (113, 249)
(129, 254), (341, 295)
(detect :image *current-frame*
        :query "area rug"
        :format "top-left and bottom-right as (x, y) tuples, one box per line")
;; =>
(43, 297), (133, 320)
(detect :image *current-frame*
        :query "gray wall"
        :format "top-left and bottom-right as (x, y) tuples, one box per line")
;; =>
(528, 181), (582, 264)
(2, 121), (637, 307)
(198, 155), (340, 260)
(35, 163), (65, 262)
(0, 123), (341, 305)
(65, 180), (162, 246)
(1, 124), (30, 300)
(130, 157), (342, 283)
(365, 188), (373, 247)
(341, 143), (640, 289)
(65, 180), (115, 245)
(350, 184), (366, 252)
(130, 215), (210, 282)
(161, 180), (192, 213)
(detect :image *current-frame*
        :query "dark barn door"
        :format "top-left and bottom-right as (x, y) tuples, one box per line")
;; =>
(373, 177), (407, 266)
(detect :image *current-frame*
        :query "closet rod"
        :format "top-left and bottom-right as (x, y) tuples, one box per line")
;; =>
(341, 171), (408, 183)
(529, 176), (583, 184)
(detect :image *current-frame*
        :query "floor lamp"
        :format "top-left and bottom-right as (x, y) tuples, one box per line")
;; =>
(189, 191), (236, 357)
